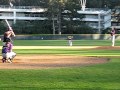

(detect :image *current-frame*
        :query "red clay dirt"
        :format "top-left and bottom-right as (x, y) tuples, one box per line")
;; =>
(93, 46), (120, 50)
(0, 55), (108, 69)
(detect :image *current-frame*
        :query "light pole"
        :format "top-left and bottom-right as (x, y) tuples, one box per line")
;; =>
(79, 0), (86, 11)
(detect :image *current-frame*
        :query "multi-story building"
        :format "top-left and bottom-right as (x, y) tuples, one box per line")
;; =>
(0, 5), (111, 33)
(0, 5), (47, 24)
(111, 6), (120, 29)
(77, 8), (111, 33)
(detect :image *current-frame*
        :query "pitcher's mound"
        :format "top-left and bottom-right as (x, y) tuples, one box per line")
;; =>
(0, 55), (108, 69)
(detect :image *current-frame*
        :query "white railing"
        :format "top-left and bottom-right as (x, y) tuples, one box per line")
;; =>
(0, 16), (47, 20)
(0, 5), (42, 9)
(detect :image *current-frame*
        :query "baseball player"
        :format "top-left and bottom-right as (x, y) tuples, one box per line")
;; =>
(3, 28), (15, 45)
(2, 40), (16, 63)
(68, 36), (73, 46)
(111, 27), (116, 46)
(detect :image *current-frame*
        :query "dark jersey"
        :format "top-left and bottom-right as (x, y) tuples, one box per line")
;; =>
(3, 31), (12, 42)
(2, 46), (8, 53)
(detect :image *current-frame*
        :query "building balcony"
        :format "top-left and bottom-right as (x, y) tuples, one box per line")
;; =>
(0, 5), (47, 13)
(0, 16), (47, 20)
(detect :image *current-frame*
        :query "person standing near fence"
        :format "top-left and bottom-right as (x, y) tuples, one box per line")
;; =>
(111, 27), (116, 46)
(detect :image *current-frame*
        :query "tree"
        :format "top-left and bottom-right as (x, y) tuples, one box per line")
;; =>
(62, 0), (86, 34)
(0, 21), (6, 34)
(47, 0), (68, 35)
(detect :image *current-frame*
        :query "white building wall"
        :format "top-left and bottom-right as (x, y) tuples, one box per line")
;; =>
(85, 15), (98, 19)
(1, 12), (13, 16)
(104, 15), (111, 22)
(104, 21), (111, 28)
(16, 13), (25, 17)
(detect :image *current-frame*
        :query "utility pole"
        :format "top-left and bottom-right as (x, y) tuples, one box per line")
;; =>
(79, 0), (86, 11)
(58, 4), (62, 35)
(98, 13), (101, 33)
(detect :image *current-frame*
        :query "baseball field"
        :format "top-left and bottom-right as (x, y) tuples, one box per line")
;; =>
(0, 40), (120, 90)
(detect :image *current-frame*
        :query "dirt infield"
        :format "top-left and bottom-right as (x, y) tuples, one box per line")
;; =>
(93, 46), (120, 50)
(0, 55), (109, 69)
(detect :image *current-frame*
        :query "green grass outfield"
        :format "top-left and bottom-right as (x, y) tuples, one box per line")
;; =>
(0, 40), (120, 90)
(4, 40), (120, 46)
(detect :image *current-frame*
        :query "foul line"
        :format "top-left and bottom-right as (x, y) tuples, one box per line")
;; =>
(11, 46), (98, 49)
